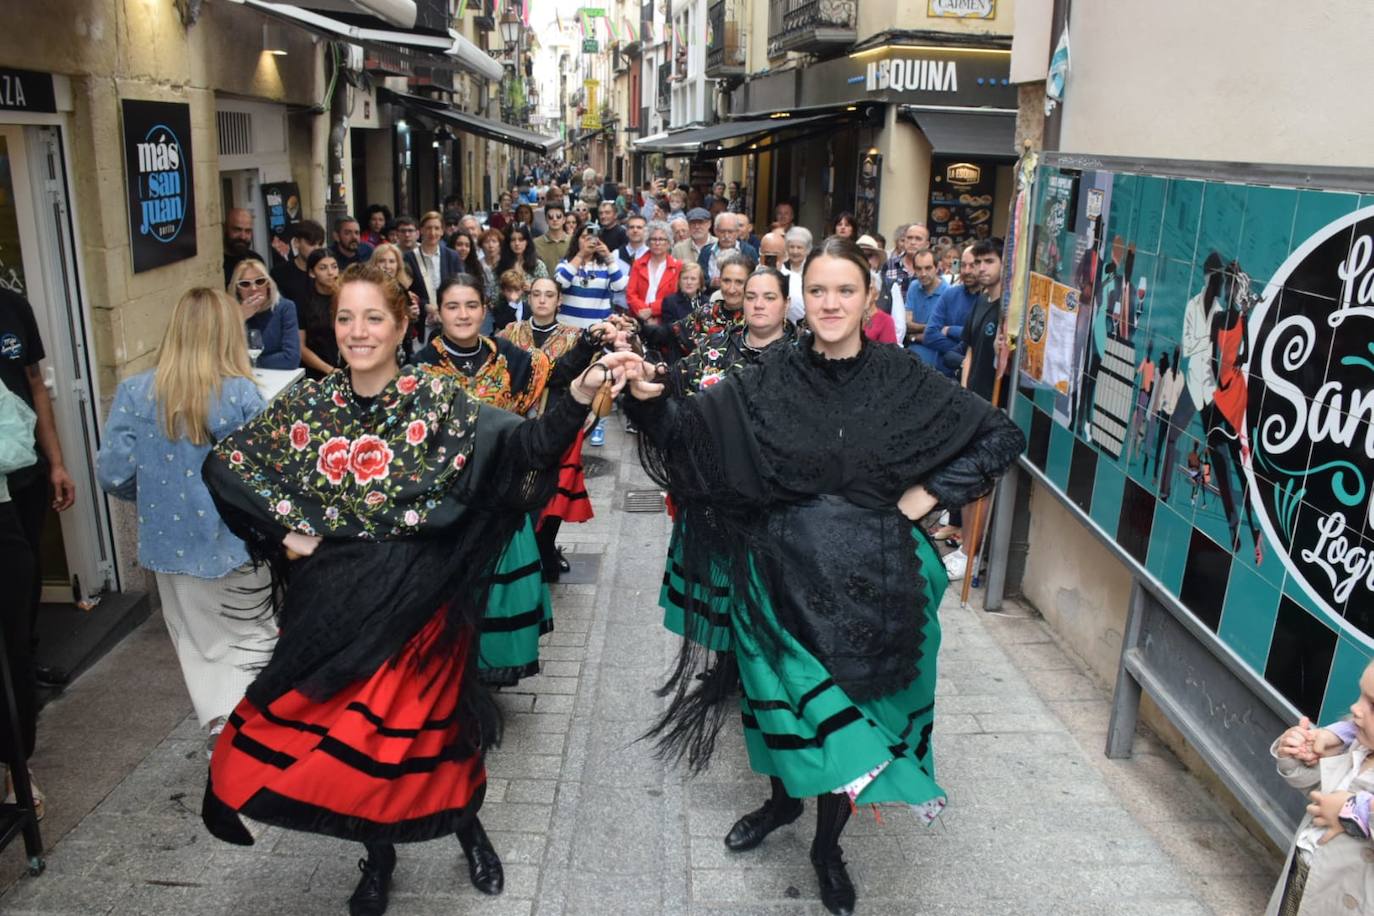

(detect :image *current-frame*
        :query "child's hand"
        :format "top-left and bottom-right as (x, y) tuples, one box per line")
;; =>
(1278, 716), (1318, 762)
(1311, 727), (1348, 760)
(1308, 789), (1353, 845)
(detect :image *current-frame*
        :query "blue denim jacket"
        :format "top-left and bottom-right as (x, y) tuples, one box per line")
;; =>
(97, 371), (265, 578)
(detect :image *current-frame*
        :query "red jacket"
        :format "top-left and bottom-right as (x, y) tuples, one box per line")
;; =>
(626, 254), (684, 320)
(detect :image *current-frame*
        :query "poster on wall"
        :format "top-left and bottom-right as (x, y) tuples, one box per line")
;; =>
(928, 157), (995, 249)
(0, 137), (27, 297)
(1014, 160), (1374, 724)
(854, 151), (882, 235)
(261, 181), (301, 243)
(121, 99), (197, 273)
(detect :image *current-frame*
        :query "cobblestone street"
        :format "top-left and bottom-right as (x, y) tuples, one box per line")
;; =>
(1, 424), (1278, 915)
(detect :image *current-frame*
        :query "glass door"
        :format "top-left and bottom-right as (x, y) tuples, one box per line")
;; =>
(0, 124), (113, 604)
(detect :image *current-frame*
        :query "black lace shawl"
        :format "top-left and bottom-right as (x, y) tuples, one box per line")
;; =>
(202, 367), (590, 744)
(626, 337), (1025, 770)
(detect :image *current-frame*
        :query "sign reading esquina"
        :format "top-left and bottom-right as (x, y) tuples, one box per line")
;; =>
(121, 98), (197, 273)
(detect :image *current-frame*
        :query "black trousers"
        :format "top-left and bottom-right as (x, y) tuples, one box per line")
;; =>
(8, 474), (49, 632)
(0, 501), (38, 765)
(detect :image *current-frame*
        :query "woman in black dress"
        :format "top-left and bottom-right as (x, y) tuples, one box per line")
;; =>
(623, 237), (1024, 915)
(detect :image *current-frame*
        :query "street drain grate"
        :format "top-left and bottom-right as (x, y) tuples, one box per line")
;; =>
(622, 489), (666, 513)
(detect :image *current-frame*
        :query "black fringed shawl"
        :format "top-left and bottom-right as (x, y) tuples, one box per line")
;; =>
(202, 366), (589, 720)
(626, 337), (1025, 770)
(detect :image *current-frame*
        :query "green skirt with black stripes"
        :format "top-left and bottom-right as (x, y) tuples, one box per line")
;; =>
(737, 529), (948, 816)
(478, 515), (553, 686)
(659, 523), (734, 652)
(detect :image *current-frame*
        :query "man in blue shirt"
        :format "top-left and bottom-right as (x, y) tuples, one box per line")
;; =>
(330, 215), (375, 268)
(922, 244), (979, 378)
(904, 249), (947, 363)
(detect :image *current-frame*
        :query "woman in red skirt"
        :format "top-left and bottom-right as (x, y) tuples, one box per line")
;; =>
(499, 276), (618, 581)
(200, 264), (637, 916)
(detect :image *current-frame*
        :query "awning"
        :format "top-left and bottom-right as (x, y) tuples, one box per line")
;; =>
(243, 0), (505, 82)
(382, 90), (562, 155)
(899, 107), (1017, 160)
(286, 0), (416, 28)
(633, 114), (834, 156)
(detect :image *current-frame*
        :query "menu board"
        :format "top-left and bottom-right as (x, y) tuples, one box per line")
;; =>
(927, 155), (996, 249)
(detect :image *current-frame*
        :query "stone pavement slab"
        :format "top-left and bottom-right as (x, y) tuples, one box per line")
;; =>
(1, 417), (1277, 914)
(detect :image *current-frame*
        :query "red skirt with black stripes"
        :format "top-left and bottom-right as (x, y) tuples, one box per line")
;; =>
(207, 609), (487, 843)
(538, 427), (593, 525)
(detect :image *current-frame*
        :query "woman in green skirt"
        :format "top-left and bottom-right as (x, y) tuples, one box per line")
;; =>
(626, 237), (1024, 915)
(658, 261), (795, 651)
(413, 274), (555, 687)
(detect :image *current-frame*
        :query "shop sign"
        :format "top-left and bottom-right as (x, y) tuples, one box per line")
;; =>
(121, 99), (197, 273)
(928, 0), (995, 18)
(582, 7), (605, 16)
(945, 162), (982, 186)
(796, 46), (1014, 111)
(582, 38), (600, 53)
(261, 181), (301, 243)
(581, 79), (601, 130)
(1246, 206), (1374, 629)
(0, 68), (57, 114)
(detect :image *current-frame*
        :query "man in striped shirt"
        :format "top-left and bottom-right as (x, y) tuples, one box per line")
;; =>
(554, 225), (630, 329)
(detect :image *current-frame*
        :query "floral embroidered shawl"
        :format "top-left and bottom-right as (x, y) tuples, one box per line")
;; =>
(208, 366), (482, 540)
(417, 336), (551, 416)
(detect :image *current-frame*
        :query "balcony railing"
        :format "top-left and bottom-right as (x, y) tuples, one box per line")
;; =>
(767, 0), (857, 57)
(706, 0), (746, 78)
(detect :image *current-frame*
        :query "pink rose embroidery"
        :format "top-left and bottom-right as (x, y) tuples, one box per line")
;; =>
(289, 421), (310, 451)
(452, 453), (467, 471)
(332, 391), (348, 408)
(349, 435), (394, 485)
(364, 490), (386, 507)
(275, 499), (292, 516)
(317, 436), (352, 485)
(229, 450), (245, 465)
(396, 374), (419, 395)
(405, 420), (427, 446)
(404, 510), (420, 526)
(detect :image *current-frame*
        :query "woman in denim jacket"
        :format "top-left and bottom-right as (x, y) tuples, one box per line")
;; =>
(97, 287), (276, 756)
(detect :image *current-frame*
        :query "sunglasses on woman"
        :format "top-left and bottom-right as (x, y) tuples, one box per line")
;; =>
(236, 277), (269, 289)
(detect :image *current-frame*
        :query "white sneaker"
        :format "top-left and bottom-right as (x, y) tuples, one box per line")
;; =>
(943, 548), (968, 580)
(938, 509), (950, 526)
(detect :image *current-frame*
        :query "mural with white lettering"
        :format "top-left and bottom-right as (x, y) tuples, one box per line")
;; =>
(121, 99), (197, 273)
(1014, 165), (1374, 723)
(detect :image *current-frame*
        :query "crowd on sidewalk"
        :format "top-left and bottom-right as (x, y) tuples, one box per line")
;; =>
(0, 158), (1358, 916)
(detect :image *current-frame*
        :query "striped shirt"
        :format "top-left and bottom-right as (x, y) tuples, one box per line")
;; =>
(554, 259), (629, 328)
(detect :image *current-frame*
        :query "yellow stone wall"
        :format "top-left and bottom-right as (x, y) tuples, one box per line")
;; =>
(0, 0), (322, 390)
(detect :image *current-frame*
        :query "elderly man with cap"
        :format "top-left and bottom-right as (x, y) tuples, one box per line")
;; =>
(673, 207), (716, 265)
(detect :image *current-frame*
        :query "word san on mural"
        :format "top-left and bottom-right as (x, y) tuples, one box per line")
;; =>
(121, 99), (197, 273)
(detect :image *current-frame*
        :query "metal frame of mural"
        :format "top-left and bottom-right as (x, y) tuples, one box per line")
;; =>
(1006, 152), (1374, 844)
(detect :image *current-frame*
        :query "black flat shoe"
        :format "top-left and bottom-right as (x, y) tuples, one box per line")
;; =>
(812, 848), (856, 916)
(458, 818), (504, 895)
(349, 847), (396, 916)
(33, 665), (69, 687)
(555, 546), (571, 573)
(723, 796), (804, 852)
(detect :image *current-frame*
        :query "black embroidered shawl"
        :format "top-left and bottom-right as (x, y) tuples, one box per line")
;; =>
(627, 336), (1025, 769)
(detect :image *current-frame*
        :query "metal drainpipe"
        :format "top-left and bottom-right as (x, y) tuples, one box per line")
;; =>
(325, 41), (350, 227)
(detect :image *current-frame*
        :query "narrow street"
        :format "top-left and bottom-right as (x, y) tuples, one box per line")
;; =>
(0, 423), (1275, 915)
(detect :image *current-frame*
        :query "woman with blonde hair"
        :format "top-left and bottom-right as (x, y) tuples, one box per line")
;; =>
(229, 258), (300, 369)
(368, 242), (426, 356)
(97, 287), (275, 757)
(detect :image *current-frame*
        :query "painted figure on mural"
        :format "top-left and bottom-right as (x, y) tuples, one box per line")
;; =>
(1158, 253), (1263, 564)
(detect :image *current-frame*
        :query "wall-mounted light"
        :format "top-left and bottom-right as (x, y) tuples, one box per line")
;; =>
(263, 22), (290, 56)
(500, 8), (522, 49)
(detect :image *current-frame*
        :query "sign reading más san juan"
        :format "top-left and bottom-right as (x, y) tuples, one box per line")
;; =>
(1245, 205), (1374, 641)
(121, 99), (197, 273)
